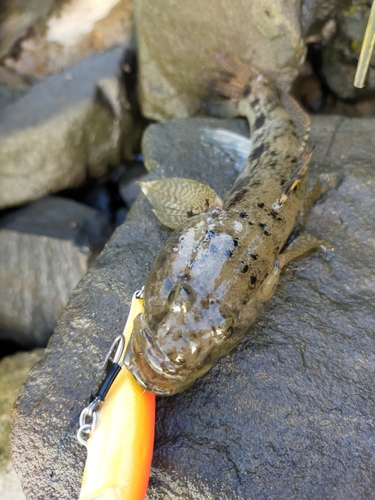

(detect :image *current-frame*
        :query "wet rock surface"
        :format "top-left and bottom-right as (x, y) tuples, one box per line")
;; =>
(0, 47), (135, 210)
(0, 349), (44, 500)
(0, 196), (112, 347)
(10, 115), (375, 499)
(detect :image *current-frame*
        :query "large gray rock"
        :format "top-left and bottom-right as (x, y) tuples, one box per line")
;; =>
(10, 115), (375, 499)
(118, 161), (148, 207)
(0, 47), (135, 209)
(134, 0), (350, 122)
(135, 0), (306, 122)
(0, 349), (44, 500)
(0, 85), (27, 108)
(321, 2), (375, 99)
(2, 0), (134, 82)
(300, 0), (344, 34)
(0, 196), (112, 347)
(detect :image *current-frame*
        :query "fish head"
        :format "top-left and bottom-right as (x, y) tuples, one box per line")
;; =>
(124, 278), (238, 395)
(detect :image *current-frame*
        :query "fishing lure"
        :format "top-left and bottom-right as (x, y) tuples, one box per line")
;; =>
(78, 290), (155, 500)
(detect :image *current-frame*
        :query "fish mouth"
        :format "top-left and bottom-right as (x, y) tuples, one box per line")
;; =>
(124, 320), (190, 396)
(124, 345), (180, 395)
(137, 320), (186, 380)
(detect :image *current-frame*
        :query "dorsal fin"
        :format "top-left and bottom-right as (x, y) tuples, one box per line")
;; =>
(280, 93), (311, 147)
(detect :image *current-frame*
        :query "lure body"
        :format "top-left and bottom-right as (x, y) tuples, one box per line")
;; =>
(79, 297), (155, 500)
(124, 55), (335, 396)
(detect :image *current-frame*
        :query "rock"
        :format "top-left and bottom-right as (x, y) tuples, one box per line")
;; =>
(0, 67), (29, 108)
(300, 0), (342, 34)
(320, 2), (375, 99)
(0, 0), (56, 60)
(135, 0), (307, 121)
(324, 96), (375, 117)
(134, 0), (353, 122)
(0, 196), (112, 347)
(118, 161), (148, 207)
(0, 47), (136, 210)
(0, 349), (44, 500)
(2, 0), (133, 82)
(0, 85), (27, 108)
(45, 0), (131, 49)
(65, 173), (128, 225)
(10, 115), (375, 499)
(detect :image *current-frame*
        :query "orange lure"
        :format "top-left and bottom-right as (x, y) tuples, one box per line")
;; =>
(79, 295), (155, 500)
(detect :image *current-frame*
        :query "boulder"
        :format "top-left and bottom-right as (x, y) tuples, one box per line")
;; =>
(118, 161), (148, 207)
(2, 0), (133, 81)
(10, 115), (375, 499)
(134, 0), (306, 121)
(134, 0), (349, 122)
(0, 196), (112, 347)
(0, 47), (135, 210)
(0, 67), (29, 108)
(0, 0), (56, 59)
(0, 349), (44, 500)
(321, 2), (375, 99)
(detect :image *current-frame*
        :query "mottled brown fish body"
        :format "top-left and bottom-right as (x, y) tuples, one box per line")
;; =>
(125, 57), (312, 395)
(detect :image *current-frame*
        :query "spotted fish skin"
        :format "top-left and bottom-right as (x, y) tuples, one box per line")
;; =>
(125, 56), (317, 395)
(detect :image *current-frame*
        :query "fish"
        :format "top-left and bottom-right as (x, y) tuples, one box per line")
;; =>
(124, 54), (337, 396)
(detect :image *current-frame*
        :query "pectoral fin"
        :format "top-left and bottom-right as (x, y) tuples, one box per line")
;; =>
(279, 233), (333, 268)
(201, 128), (252, 172)
(140, 178), (223, 229)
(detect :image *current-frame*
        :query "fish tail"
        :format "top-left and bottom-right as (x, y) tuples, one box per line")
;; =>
(209, 52), (261, 101)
